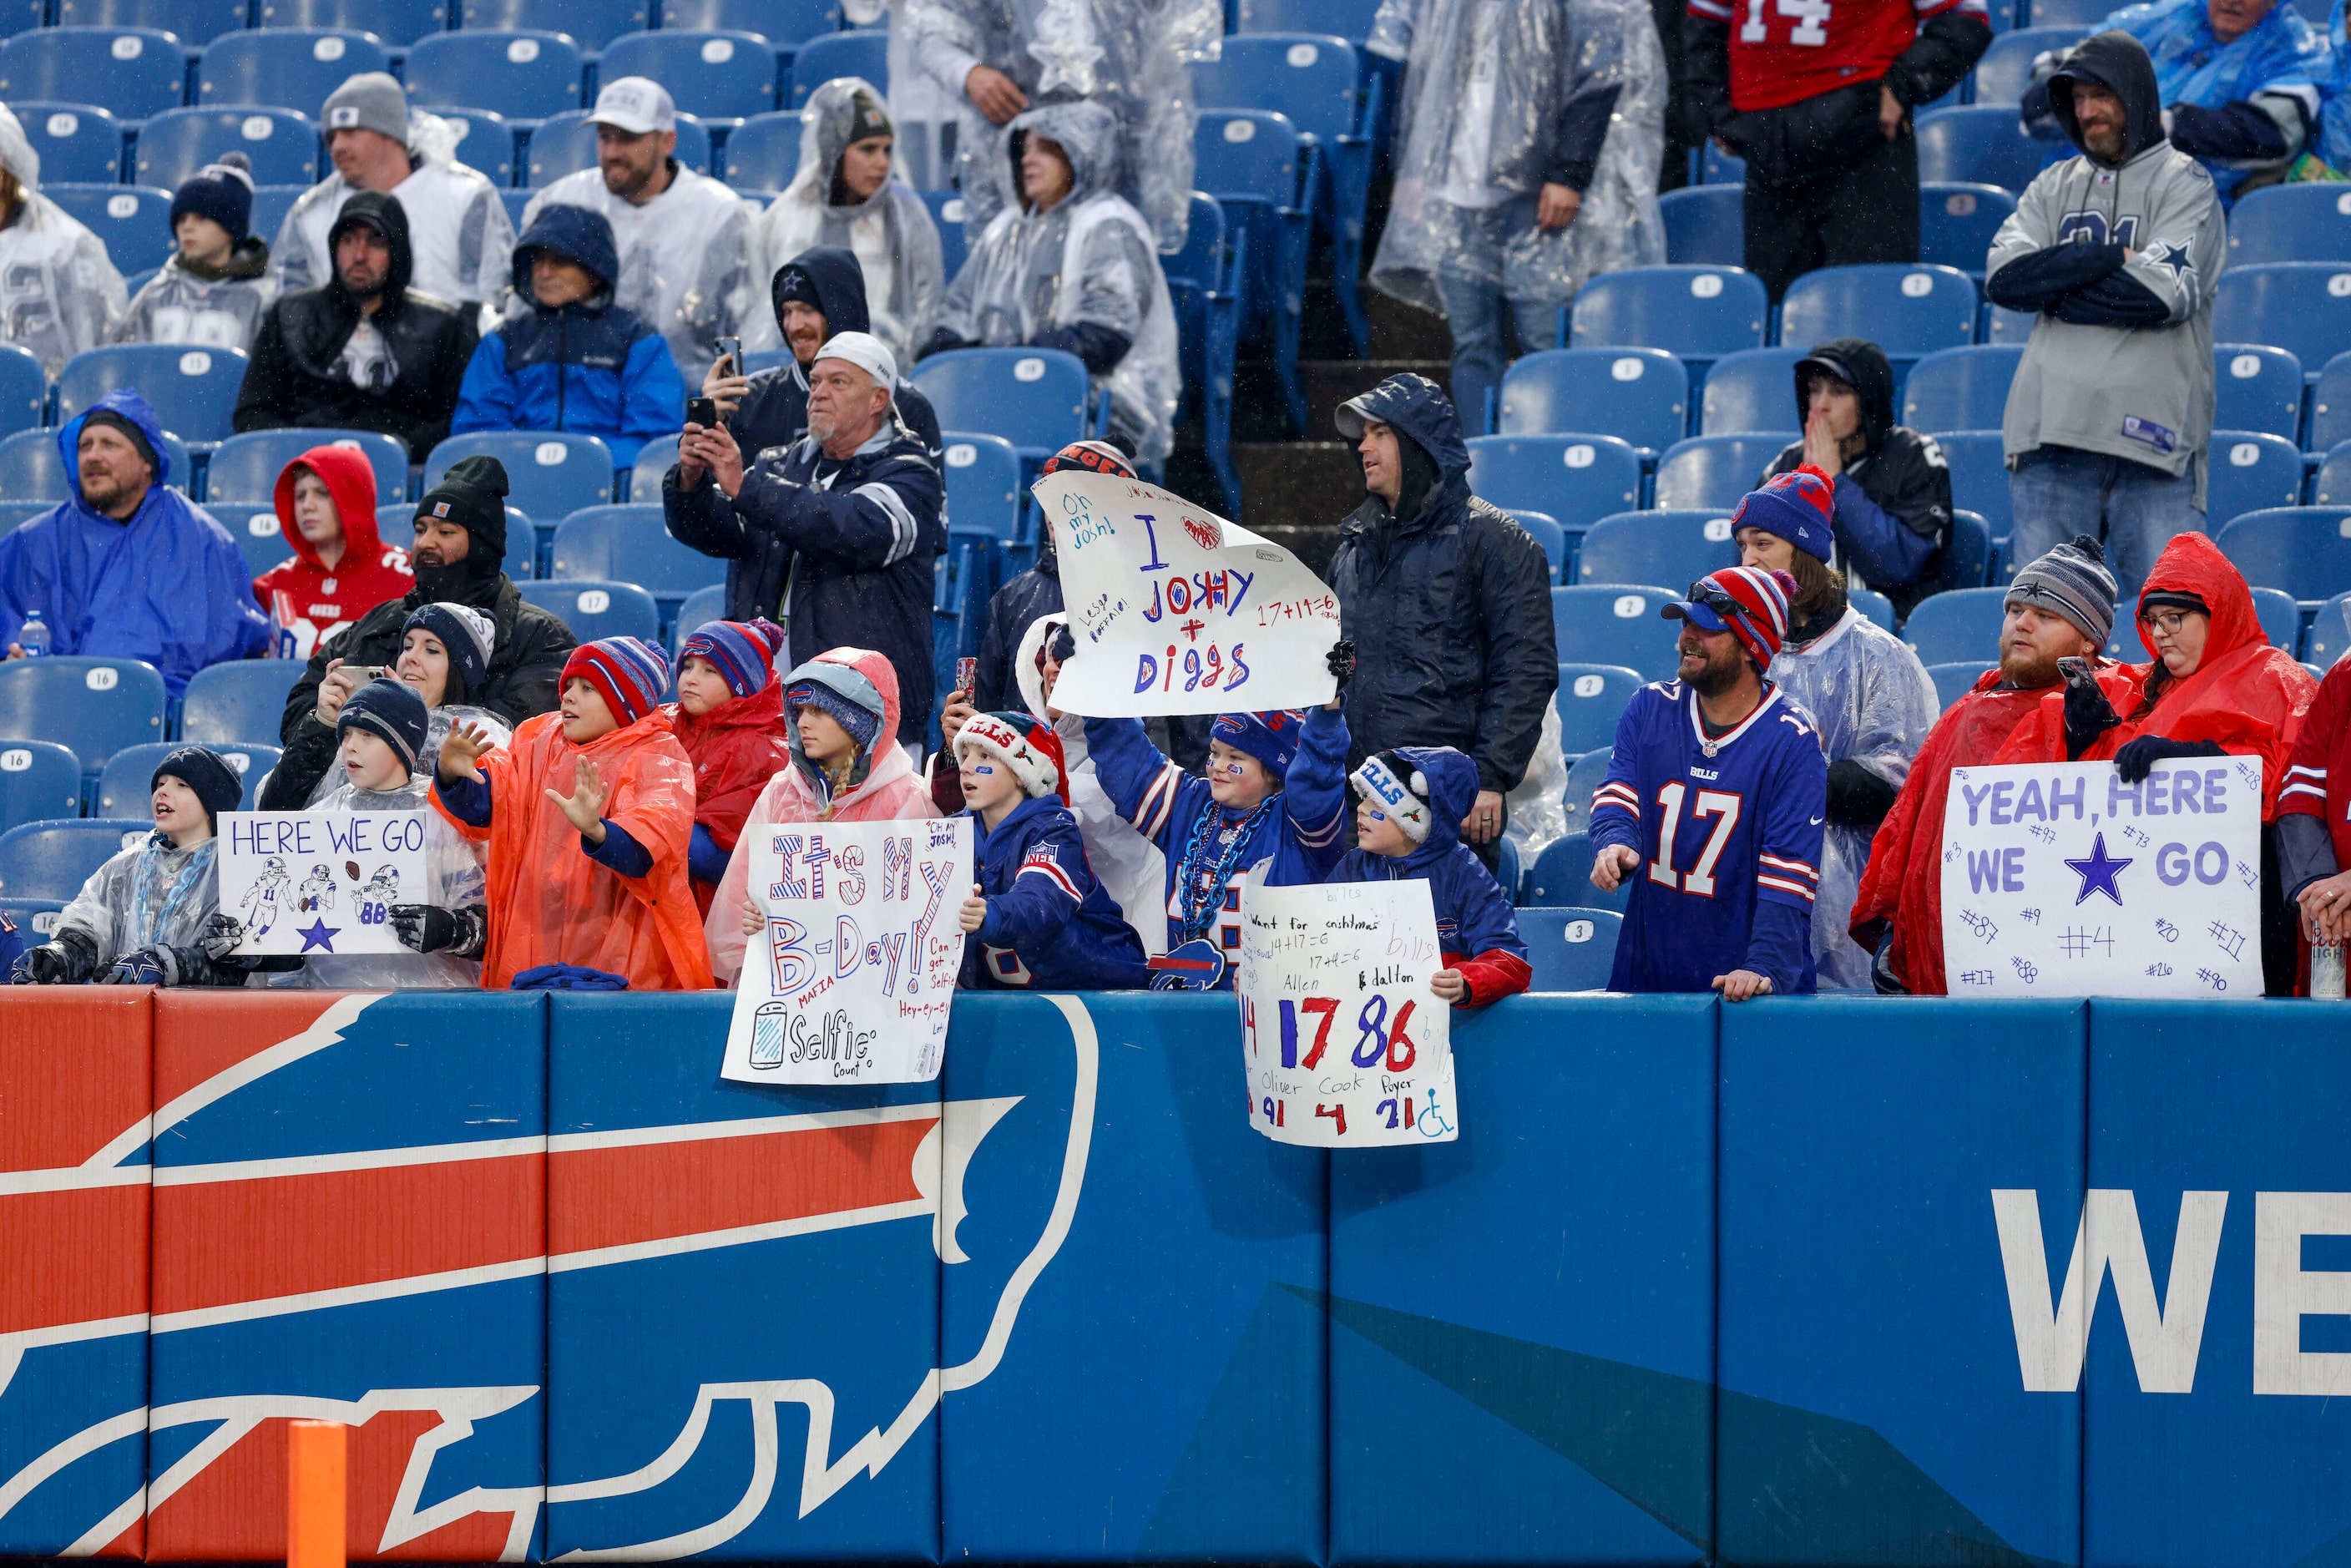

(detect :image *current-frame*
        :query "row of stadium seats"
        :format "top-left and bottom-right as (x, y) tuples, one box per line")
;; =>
(0, 0), (852, 51)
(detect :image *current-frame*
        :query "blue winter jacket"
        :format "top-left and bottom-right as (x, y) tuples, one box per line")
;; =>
(960, 792), (1150, 990)
(0, 390), (269, 695)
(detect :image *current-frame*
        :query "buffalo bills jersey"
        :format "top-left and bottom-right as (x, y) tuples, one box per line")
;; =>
(1589, 680), (1828, 994)
(1689, 0), (1988, 111)
(960, 794), (1151, 991)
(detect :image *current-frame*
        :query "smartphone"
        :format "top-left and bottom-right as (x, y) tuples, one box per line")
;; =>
(715, 336), (742, 377)
(359, 665), (391, 682)
(956, 655), (977, 695)
(2056, 655), (2094, 685)
(686, 396), (718, 428)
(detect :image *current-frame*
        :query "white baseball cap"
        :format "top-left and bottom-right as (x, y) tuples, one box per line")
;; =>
(812, 330), (897, 390)
(589, 76), (676, 134)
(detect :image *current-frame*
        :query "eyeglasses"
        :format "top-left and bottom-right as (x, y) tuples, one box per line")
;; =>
(2140, 609), (2199, 635)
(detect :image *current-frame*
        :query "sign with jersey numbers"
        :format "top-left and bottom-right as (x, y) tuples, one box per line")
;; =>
(1237, 873), (1458, 1146)
(218, 811), (429, 955)
(1036, 470), (1342, 717)
(1937, 760), (2264, 998)
(722, 817), (975, 1085)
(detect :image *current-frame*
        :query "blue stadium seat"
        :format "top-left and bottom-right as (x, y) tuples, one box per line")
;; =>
(661, 0), (837, 43)
(1927, 660), (1995, 710)
(57, 344), (245, 443)
(1903, 344), (2024, 432)
(1700, 142), (1744, 185)
(1652, 434), (1782, 510)
(1928, 506), (1996, 594)
(0, 426), (193, 501)
(198, 31), (393, 113)
(2213, 344), (2304, 443)
(0, 501), (48, 538)
(1522, 832), (1623, 912)
(0, 657), (167, 772)
(627, 435), (676, 507)
(1658, 185), (1742, 267)
(1851, 584), (1895, 632)
(0, 820), (154, 901)
(518, 579), (662, 645)
(1550, 583), (1682, 681)
(939, 432), (1020, 543)
(2023, 0), (2111, 21)
(2310, 352), (2351, 453)
(550, 504), (724, 607)
(527, 109), (712, 185)
(670, 582), (728, 653)
(1914, 104), (2045, 192)
(1559, 746), (1613, 832)
(786, 28), (887, 108)
(179, 660), (301, 746)
(2305, 589), (2351, 665)
(1919, 182), (2015, 277)
(0, 29), (186, 121)
(1236, 0), (1379, 39)
(0, 345), (42, 442)
(1516, 906), (1621, 988)
(1699, 346), (1806, 436)
(1576, 508), (1741, 588)
(1935, 431), (2012, 552)
(134, 108), (322, 190)
(908, 348), (1090, 458)
(2207, 432), (2305, 527)
(2312, 441), (2351, 503)
(252, 185), (306, 247)
(720, 109), (803, 193)
(1570, 265), (1767, 368)
(225, 501), (295, 576)
(463, 0), (647, 48)
(57, 0), (244, 37)
(1552, 661), (1645, 755)
(255, 0), (445, 43)
(1162, 190), (1242, 513)
(14, 103), (124, 183)
(437, 109), (516, 186)
(0, 898), (66, 941)
(2228, 184), (2351, 268)
(46, 185), (176, 276)
(1984, 303), (2037, 344)
(1509, 509), (1566, 581)
(1194, 109), (1311, 432)
(96, 738), (276, 813)
(604, 31), (781, 120)
(1464, 434), (1643, 531)
(426, 432), (612, 520)
(0, 741), (83, 833)
(1902, 585), (2010, 664)
(1779, 265), (1979, 367)
(2250, 585), (2302, 652)
(2214, 265), (2351, 384)
(205, 430), (411, 507)
(1496, 348), (1687, 453)
(405, 32), (584, 121)
(378, 501), (536, 579)
(1972, 26), (2085, 101)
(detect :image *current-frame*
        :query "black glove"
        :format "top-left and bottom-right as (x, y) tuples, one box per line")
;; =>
(2114, 735), (2227, 784)
(1824, 758), (1899, 831)
(2062, 670), (2121, 761)
(200, 912), (245, 962)
(1327, 639), (1356, 690)
(392, 903), (455, 953)
(14, 929), (99, 985)
(1871, 927), (1909, 996)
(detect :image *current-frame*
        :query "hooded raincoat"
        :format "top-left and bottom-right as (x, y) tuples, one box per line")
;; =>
(271, 114), (515, 310)
(665, 668), (792, 916)
(0, 105), (125, 374)
(2081, 0), (2329, 202)
(250, 442), (412, 660)
(0, 392), (270, 695)
(433, 707), (714, 990)
(271, 772), (486, 989)
(749, 78), (947, 364)
(931, 99), (1180, 462)
(116, 236), (275, 352)
(717, 246), (944, 466)
(1368, 0), (1666, 316)
(702, 646), (934, 985)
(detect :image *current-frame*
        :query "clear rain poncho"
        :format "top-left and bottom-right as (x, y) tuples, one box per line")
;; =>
(934, 98), (1180, 461)
(297, 705), (513, 806)
(272, 112), (515, 311)
(748, 77), (948, 364)
(1765, 604), (1940, 990)
(56, 832), (220, 973)
(268, 773), (488, 990)
(1367, 0), (1665, 316)
(0, 104), (125, 375)
(902, 0), (1219, 250)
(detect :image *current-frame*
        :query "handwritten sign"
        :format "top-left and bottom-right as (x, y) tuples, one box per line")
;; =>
(219, 811), (431, 956)
(720, 817), (975, 1085)
(1236, 873), (1457, 1146)
(1937, 760), (2263, 998)
(1036, 469), (1342, 716)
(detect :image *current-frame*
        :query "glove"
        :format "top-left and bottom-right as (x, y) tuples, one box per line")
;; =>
(1327, 640), (1356, 690)
(2062, 673), (2121, 761)
(392, 903), (455, 953)
(12, 943), (66, 984)
(102, 947), (178, 987)
(199, 912), (245, 962)
(1871, 927), (1909, 996)
(2114, 735), (2225, 784)
(1824, 758), (1899, 830)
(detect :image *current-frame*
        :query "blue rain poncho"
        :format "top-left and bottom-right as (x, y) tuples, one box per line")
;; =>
(2092, 0), (2329, 200)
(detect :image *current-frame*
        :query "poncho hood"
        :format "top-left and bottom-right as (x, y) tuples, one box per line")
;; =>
(59, 387), (171, 494)
(1006, 99), (1121, 212)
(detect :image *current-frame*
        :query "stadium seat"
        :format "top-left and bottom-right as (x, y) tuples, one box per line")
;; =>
(940, 432), (1020, 543)
(527, 109), (712, 185)
(1236, 0), (1379, 34)
(378, 500), (534, 579)
(908, 348), (1090, 458)
(255, 0), (445, 43)
(1517, 906), (1620, 989)
(721, 109), (804, 193)
(1927, 660), (1995, 710)
(1522, 832), (1623, 912)
(0, 502), (46, 539)
(0, 657), (167, 772)
(0, 345), (41, 442)
(787, 28), (887, 109)
(1559, 746), (1612, 832)
(134, 108), (322, 190)
(1194, 109), (1311, 432)
(2220, 507), (2351, 597)
(2212, 344), (2304, 443)
(0, 897), (64, 940)
(46, 185), (175, 276)
(1919, 183), (2015, 276)
(2214, 265), (2351, 383)
(1903, 344), (2020, 433)
(251, 185), (306, 246)
(2024, 0), (2111, 21)
(14, 103), (123, 184)
(0, 820), (154, 902)
(1496, 348), (1686, 453)
(2306, 589), (2351, 665)
(1984, 303), (2037, 344)
(2228, 184), (2351, 267)
(1576, 508), (1740, 589)
(1551, 583), (1681, 681)
(1464, 434), (1643, 531)
(518, 579), (662, 645)
(1698, 346), (1805, 436)
(0, 740), (83, 832)
(405, 32), (585, 121)
(549, 505), (723, 607)
(1778, 264), (1979, 366)
(1553, 662), (1643, 755)
(2311, 352), (2351, 453)
(463, 0), (646, 48)
(95, 738), (276, 813)
(426, 432), (611, 520)
(603, 31), (781, 120)
(198, 30), (393, 113)
(0, 29), (186, 121)
(0, 426), (192, 501)
(179, 660), (301, 746)
(1658, 186), (1742, 267)
(662, 0), (837, 43)
(628, 435), (676, 507)
(54, 0), (244, 39)
(1934, 431), (2012, 553)
(1850, 585), (1895, 633)
(57, 344), (246, 444)
(1926, 507), (1997, 594)
(1973, 26), (2086, 101)
(2207, 432), (2305, 525)
(435, 109), (517, 187)
(670, 582), (728, 652)
(1653, 434), (1783, 510)
(2311, 440), (2351, 504)
(1509, 510), (1566, 581)
(1569, 265), (1768, 367)
(1162, 190), (1242, 513)
(224, 502), (294, 576)
(204, 429), (409, 506)
(1914, 104), (2045, 192)
(2249, 585), (2301, 652)
(1902, 586), (2010, 664)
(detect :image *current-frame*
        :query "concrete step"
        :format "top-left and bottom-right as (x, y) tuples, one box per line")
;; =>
(1302, 358), (1452, 439)
(1236, 440), (1359, 533)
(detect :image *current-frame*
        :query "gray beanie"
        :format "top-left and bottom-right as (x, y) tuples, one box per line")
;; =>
(321, 72), (409, 144)
(2005, 533), (2118, 646)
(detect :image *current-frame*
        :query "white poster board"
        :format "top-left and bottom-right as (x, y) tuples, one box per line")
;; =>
(1236, 875), (1458, 1146)
(219, 811), (430, 956)
(1035, 470), (1342, 717)
(721, 817), (975, 1085)
(1937, 759), (2264, 998)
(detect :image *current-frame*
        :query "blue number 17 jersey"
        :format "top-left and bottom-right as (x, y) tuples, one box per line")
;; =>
(1588, 680), (1828, 994)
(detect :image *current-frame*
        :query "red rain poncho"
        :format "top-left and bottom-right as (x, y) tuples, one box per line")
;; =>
(663, 674), (791, 918)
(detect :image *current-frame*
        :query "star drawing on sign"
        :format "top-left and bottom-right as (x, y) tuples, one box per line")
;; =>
(2065, 831), (2132, 906)
(296, 918), (341, 953)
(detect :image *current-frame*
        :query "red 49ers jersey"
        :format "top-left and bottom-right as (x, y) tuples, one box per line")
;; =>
(1688, 0), (1985, 112)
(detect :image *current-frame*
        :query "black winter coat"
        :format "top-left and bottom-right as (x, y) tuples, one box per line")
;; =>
(729, 247), (941, 463)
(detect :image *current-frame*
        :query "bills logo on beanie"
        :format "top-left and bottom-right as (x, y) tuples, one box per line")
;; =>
(680, 618), (786, 700)
(1350, 752), (1432, 843)
(561, 636), (670, 728)
(1208, 709), (1306, 780)
(956, 711), (1069, 803)
(1730, 464), (1836, 564)
(1665, 565), (1797, 672)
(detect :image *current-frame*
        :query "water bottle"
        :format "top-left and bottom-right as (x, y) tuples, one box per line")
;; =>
(16, 611), (48, 657)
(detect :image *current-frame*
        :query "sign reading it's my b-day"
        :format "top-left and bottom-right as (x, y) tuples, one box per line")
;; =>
(1035, 470), (1342, 717)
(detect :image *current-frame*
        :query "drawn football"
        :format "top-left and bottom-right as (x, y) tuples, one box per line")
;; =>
(345, 860), (361, 883)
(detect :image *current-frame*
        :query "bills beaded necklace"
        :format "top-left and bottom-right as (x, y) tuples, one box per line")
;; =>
(1171, 797), (1278, 942)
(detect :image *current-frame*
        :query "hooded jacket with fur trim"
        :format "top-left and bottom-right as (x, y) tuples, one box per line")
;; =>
(250, 442), (412, 660)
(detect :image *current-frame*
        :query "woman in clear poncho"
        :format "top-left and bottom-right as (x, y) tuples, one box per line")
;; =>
(748, 76), (947, 365)
(0, 104), (125, 375)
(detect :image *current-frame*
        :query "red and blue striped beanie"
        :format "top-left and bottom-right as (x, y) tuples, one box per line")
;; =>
(1667, 565), (1797, 671)
(561, 636), (670, 727)
(678, 618), (785, 700)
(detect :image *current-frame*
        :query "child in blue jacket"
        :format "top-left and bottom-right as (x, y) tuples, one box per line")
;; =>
(954, 711), (1150, 990)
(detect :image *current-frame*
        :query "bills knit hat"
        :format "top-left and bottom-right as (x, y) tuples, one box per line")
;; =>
(151, 745), (243, 824)
(562, 637), (670, 728)
(956, 711), (1067, 802)
(1664, 565), (1797, 671)
(337, 677), (428, 773)
(681, 618), (786, 701)
(321, 72), (409, 144)
(2006, 534), (2118, 646)
(415, 454), (509, 561)
(169, 151), (254, 244)
(1210, 709), (1306, 780)
(1731, 464), (1837, 563)
(401, 601), (495, 705)
(1350, 751), (1433, 844)
(786, 679), (881, 751)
